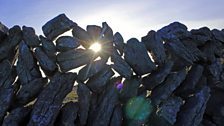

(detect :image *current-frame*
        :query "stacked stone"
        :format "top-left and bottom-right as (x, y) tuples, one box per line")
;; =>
(0, 14), (223, 126)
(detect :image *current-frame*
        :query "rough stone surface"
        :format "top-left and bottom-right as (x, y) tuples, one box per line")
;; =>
(16, 41), (41, 85)
(119, 76), (141, 102)
(212, 29), (224, 43)
(0, 22), (8, 41)
(57, 49), (96, 72)
(111, 49), (132, 78)
(0, 60), (17, 88)
(191, 27), (212, 46)
(142, 60), (174, 90)
(91, 78), (119, 126)
(22, 26), (40, 47)
(86, 66), (114, 93)
(28, 72), (76, 126)
(86, 25), (101, 41)
(0, 25), (22, 62)
(175, 64), (204, 97)
(40, 35), (57, 62)
(165, 38), (198, 64)
(110, 105), (123, 126)
(158, 22), (189, 40)
(77, 82), (91, 125)
(15, 78), (48, 106)
(34, 47), (57, 75)
(2, 106), (31, 126)
(42, 14), (76, 40)
(0, 88), (14, 124)
(113, 32), (124, 55)
(175, 86), (210, 126)
(157, 97), (183, 125)
(151, 69), (187, 105)
(72, 25), (91, 48)
(78, 59), (107, 81)
(55, 102), (79, 126)
(142, 30), (166, 64)
(124, 38), (156, 75)
(56, 36), (80, 51)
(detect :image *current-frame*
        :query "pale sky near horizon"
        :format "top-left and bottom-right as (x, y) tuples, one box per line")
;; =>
(0, 0), (224, 41)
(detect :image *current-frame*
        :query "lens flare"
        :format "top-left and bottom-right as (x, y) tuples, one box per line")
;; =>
(115, 82), (124, 90)
(89, 42), (102, 52)
(125, 97), (153, 121)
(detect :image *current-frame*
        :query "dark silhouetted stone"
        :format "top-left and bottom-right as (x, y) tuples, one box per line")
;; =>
(201, 119), (216, 126)
(87, 93), (100, 125)
(77, 82), (91, 125)
(111, 49), (132, 78)
(0, 60), (17, 88)
(151, 69), (187, 105)
(0, 61), (17, 123)
(40, 35), (57, 62)
(0, 88), (14, 124)
(91, 77), (119, 126)
(0, 25), (22, 62)
(120, 76), (141, 102)
(87, 25), (101, 41)
(22, 26), (40, 47)
(137, 86), (147, 97)
(15, 78), (48, 106)
(208, 59), (223, 82)
(28, 72), (76, 126)
(124, 38), (156, 75)
(142, 60), (174, 90)
(158, 22), (190, 40)
(157, 96), (183, 125)
(113, 32), (124, 55)
(16, 41), (41, 85)
(201, 40), (222, 62)
(191, 27), (212, 46)
(34, 47), (57, 75)
(42, 14), (76, 40)
(98, 22), (114, 62)
(86, 66), (114, 93)
(206, 87), (224, 126)
(175, 86), (210, 126)
(78, 60), (107, 81)
(175, 64), (204, 97)
(212, 29), (224, 43)
(110, 105), (123, 126)
(165, 38), (198, 64)
(2, 106), (31, 126)
(102, 22), (113, 42)
(55, 102), (79, 126)
(56, 36), (80, 51)
(142, 30), (166, 65)
(57, 49), (96, 72)
(0, 22), (8, 41)
(181, 40), (206, 61)
(72, 25), (91, 48)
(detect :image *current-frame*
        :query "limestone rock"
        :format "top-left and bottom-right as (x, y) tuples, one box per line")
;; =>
(124, 38), (156, 75)
(42, 14), (76, 40)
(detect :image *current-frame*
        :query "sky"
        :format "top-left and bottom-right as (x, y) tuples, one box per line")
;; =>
(0, 0), (224, 41)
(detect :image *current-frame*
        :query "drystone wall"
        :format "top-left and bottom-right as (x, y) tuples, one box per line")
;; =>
(0, 14), (224, 126)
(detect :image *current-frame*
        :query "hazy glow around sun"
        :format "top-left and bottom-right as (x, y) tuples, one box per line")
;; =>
(89, 42), (102, 52)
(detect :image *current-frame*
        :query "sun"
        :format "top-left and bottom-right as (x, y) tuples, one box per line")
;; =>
(89, 42), (102, 52)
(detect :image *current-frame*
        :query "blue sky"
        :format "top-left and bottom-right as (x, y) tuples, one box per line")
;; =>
(0, 0), (224, 41)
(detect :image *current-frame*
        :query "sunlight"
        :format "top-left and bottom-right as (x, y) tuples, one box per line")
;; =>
(89, 42), (102, 52)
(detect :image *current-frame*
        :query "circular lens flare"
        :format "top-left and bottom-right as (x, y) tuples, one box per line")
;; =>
(89, 42), (102, 52)
(115, 82), (124, 90)
(125, 97), (153, 121)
